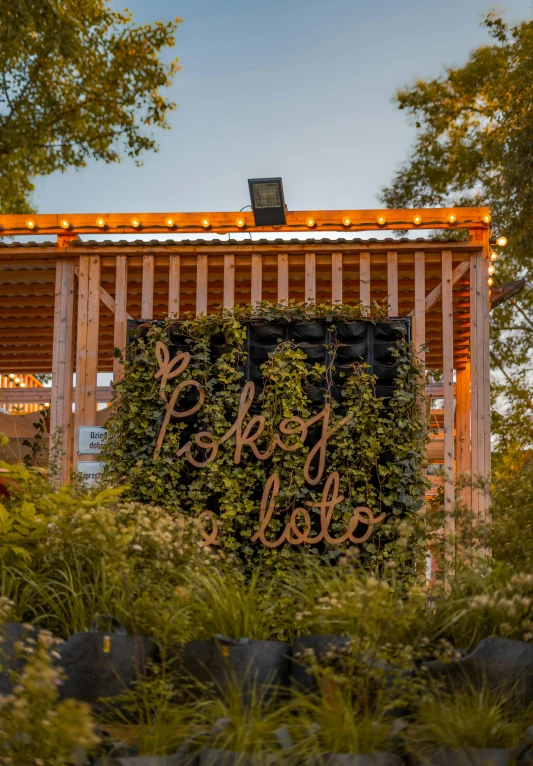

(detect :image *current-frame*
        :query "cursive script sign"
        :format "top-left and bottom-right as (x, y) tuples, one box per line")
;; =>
(154, 341), (386, 547)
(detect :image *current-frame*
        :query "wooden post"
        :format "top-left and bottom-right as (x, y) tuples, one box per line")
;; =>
(75, 254), (101, 443)
(278, 253), (289, 303)
(360, 252), (371, 315)
(456, 363), (472, 520)
(223, 254), (235, 309)
(414, 251), (426, 367)
(113, 255), (128, 383)
(387, 251), (398, 316)
(196, 255), (208, 315)
(305, 253), (316, 303)
(470, 232), (491, 552)
(141, 254), (154, 320)
(168, 255), (180, 316)
(50, 257), (75, 485)
(442, 250), (455, 573)
(251, 253), (262, 305)
(331, 252), (342, 304)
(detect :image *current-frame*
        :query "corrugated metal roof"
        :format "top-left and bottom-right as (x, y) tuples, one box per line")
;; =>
(0, 236), (473, 247)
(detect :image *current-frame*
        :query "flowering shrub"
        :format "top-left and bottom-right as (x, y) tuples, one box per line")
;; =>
(0, 599), (97, 765)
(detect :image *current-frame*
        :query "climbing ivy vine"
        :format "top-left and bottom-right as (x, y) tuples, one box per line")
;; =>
(102, 301), (429, 578)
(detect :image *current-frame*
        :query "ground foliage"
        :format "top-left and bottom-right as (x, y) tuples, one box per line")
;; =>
(102, 302), (429, 578)
(380, 11), (533, 525)
(0, 0), (180, 212)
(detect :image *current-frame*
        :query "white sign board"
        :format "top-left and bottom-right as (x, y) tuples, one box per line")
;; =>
(78, 427), (108, 455)
(77, 461), (105, 487)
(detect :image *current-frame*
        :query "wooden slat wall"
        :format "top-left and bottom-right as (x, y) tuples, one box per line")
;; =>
(28, 237), (491, 555)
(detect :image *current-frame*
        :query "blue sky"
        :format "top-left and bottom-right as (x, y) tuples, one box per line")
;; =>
(34, 0), (533, 217)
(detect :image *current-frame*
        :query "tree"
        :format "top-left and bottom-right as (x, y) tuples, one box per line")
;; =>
(380, 11), (533, 479)
(0, 0), (181, 213)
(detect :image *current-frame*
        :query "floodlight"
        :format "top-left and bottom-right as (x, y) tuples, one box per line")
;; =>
(248, 177), (286, 226)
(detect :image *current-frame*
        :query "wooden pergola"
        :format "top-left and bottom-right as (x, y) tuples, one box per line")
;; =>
(0, 208), (492, 535)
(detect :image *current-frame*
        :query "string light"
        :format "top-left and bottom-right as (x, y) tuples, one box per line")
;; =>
(44, 402), (50, 407)
(26, 219), (36, 230)
(20, 382), (26, 388)
(8, 374), (14, 379)
(201, 218), (211, 229)
(490, 251), (499, 262)
(59, 218), (70, 230)
(165, 217), (175, 228)
(342, 217), (352, 227)
(483, 213), (492, 224)
(488, 264), (496, 275)
(14, 377), (20, 384)
(96, 217), (106, 228)
(306, 217), (316, 228)
(377, 215), (387, 226)
(448, 213), (457, 224)
(413, 214), (422, 225)
(236, 217), (246, 228)
(488, 277), (494, 286)
(130, 217), (141, 228)
(496, 236), (507, 247)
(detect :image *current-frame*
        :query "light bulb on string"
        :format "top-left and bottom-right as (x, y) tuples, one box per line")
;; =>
(342, 217), (352, 227)
(201, 218), (211, 229)
(483, 213), (492, 224)
(413, 214), (422, 225)
(377, 215), (387, 226)
(96, 217), (106, 229)
(490, 251), (499, 261)
(130, 217), (141, 229)
(26, 219), (36, 230)
(165, 217), (175, 228)
(488, 264), (496, 275)
(448, 213), (457, 224)
(236, 217), (246, 229)
(496, 236), (507, 247)
(306, 217), (316, 228)
(59, 218), (70, 230)
(488, 277), (494, 286)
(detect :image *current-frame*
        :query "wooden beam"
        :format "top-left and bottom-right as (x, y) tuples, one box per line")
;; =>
(251, 253), (262, 305)
(442, 249), (455, 575)
(141, 254), (154, 319)
(410, 260), (470, 317)
(305, 253), (316, 303)
(456, 362), (471, 516)
(414, 251), (426, 366)
(99, 283), (133, 321)
(359, 252), (371, 315)
(113, 255), (128, 383)
(0, 386), (113, 404)
(196, 254), (208, 315)
(74, 255), (101, 454)
(387, 251), (398, 316)
(168, 254), (180, 316)
(50, 258), (75, 485)
(223, 254), (235, 309)
(0, 207), (491, 236)
(278, 253), (289, 303)
(331, 252), (342, 304)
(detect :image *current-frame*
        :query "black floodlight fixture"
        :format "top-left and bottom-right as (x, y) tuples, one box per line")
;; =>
(248, 177), (286, 226)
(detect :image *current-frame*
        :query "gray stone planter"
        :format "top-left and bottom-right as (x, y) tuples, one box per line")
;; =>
(180, 638), (291, 701)
(417, 749), (512, 765)
(308, 753), (402, 765)
(422, 637), (533, 705)
(291, 635), (351, 691)
(198, 749), (279, 765)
